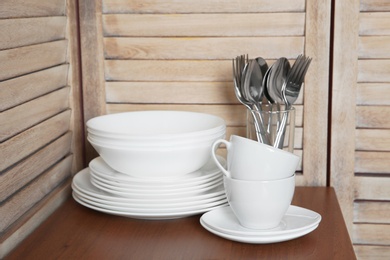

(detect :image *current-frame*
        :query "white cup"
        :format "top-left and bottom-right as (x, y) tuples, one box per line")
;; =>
(211, 135), (300, 180)
(223, 174), (295, 229)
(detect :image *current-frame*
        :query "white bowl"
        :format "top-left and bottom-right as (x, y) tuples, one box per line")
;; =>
(87, 111), (226, 140)
(88, 138), (220, 178)
(87, 130), (226, 148)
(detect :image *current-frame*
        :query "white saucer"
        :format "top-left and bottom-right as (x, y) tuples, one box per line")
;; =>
(200, 206), (321, 244)
(89, 156), (226, 185)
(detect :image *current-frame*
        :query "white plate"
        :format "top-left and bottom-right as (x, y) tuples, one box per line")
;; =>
(90, 169), (223, 190)
(200, 206), (321, 244)
(72, 192), (228, 220)
(72, 168), (226, 204)
(73, 191), (228, 213)
(72, 182), (227, 208)
(90, 171), (223, 195)
(89, 156), (226, 185)
(90, 177), (222, 199)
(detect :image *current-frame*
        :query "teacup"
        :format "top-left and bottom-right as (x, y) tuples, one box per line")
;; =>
(211, 135), (300, 181)
(223, 174), (295, 229)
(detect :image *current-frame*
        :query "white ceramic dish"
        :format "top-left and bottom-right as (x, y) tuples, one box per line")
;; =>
(73, 191), (228, 213)
(72, 183), (227, 209)
(89, 138), (217, 177)
(86, 110), (226, 140)
(87, 130), (226, 148)
(72, 168), (226, 204)
(223, 175), (295, 229)
(88, 156), (226, 185)
(90, 178), (223, 199)
(212, 135), (300, 181)
(90, 172), (223, 193)
(200, 206), (321, 243)
(72, 193), (228, 220)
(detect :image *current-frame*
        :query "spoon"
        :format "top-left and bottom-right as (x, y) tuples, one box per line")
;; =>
(263, 64), (274, 104)
(242, 60), (270, 144)
(232, 59), (263, 143)
(267, 58), (284, 105)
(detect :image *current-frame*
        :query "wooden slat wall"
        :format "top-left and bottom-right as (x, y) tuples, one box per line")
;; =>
(80, 0), (330, 186)
(333, 0), (390, 258)
(0, 0), (83, 257)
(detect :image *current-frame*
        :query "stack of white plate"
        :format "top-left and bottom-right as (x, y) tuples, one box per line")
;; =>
(72, 110), (229, 219)
(72, 156), (228, 219)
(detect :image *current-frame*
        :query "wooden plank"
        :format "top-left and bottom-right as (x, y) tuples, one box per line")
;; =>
(359, 13), (390, 36)
(302, 0), (331, 187)
(105, 60), (248, 81)
(0, 40), (67, 81)
(353, 223), (390, 245)
(331, 0), (360, 236)
(356, 129), (390, 151)
(66, 0), (85, 174)
(0, 110), (71, 172)
(355, 176), (390, 200)
(358, 60), (390, 83)
(0, 0), (65, 18)
(360, 0), (390, 11)
(105, 82), (239, 104)
(0, 16), (66, 50)
(0, 65), (68, 111)
(354, 201), (390, 223)
(355, 151), (390, 174)
(0, 87), (70, 142)
(103, 37), (304, 60)
(102, 0), (305, 14)
(103, 13), (305, 37)
(0, 132), (72, 202)
(1, 181), (71, 258)
(354, 245), (390, 260)
(356, 83), (390, 105)
(105, 81), (304, 105)
(0, 155), (72, 233)
(358, 36), (390, 59)
(105, 104), (304, 127)
(356, 106), (390, 128)
(79, 0), (107, 163)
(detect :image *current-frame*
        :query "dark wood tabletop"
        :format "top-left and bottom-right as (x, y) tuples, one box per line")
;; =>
(6, 187), (356, 259)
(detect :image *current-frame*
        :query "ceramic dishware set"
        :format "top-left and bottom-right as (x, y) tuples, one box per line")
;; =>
(72, 54), (321, 243)
(200, 135), (321, 243)
(72, 110), (230, 219)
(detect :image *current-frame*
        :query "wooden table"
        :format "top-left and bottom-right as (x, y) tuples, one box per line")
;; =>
(6, 187), (356, 259)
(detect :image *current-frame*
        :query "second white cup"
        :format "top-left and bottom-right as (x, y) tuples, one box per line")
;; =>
(223, 174), (295, 229)
(211, 135), (300, 181)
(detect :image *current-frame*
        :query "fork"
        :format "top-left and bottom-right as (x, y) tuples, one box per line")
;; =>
(274, 55), (312, 149)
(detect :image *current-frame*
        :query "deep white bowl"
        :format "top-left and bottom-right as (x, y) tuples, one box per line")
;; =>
(87, 130), (226, 148)
(88, 138), (220, 178)
(87, 111), (226, 140)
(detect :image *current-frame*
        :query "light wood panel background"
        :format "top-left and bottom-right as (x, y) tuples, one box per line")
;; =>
(3, 0), (390, 259)
(80, 0), (330, 188)
(332, 0), (390, 258)
(0, 0), (83, 257)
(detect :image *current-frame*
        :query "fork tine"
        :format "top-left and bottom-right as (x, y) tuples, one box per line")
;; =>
(287, 54), (304, 82)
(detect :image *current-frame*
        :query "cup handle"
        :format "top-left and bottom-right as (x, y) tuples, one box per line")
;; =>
(211, 139), (231, 178)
